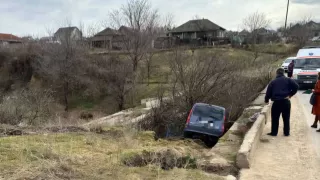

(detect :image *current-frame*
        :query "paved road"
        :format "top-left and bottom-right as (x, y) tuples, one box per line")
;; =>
(296, 90), (320, 157)
(240, 96), (320, 180)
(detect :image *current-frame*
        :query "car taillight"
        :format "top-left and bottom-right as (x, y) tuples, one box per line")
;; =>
(222, 115), (226, 132)
(185, 109), (193, 126)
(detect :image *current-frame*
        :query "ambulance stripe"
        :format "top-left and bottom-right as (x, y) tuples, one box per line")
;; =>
(297, 56), (320, 59)
(298, 72), (318, 75)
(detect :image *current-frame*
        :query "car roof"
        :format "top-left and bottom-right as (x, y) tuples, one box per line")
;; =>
(286, 57), (297, 59)
(297, 48), (320, 58)
(193, 103), (225, 110)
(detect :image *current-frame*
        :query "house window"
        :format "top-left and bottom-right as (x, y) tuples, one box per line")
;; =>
(191, 32), (197, 39)
(218, 31), (225, 37)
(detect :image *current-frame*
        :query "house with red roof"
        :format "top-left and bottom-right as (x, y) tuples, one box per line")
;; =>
(0, 33), (22, 46)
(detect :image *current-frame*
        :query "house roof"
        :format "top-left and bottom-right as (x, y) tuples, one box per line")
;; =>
(94, 26), (133, 37)
(170, 19), (225, 33)
(0, 33), (21, 42)
(118, 26), (133, 34)
(54, 27), (80, 36)
(95, 28), (119, 36)
(290, 21), (320, 31)
(307, 21), (320, 30)
(239, 30), (250, 36)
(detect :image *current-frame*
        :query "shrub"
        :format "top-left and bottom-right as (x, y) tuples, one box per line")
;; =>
(0, 89), (54, 125)
(139, 48), (275, 137)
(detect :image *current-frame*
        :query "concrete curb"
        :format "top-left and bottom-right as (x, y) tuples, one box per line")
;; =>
(236, 103), (272, 169)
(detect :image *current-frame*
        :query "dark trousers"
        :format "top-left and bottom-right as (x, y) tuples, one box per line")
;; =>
(271, 99), (291, 135)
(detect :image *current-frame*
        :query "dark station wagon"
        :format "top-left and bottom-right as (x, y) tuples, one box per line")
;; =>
(184, 103), (226, 147)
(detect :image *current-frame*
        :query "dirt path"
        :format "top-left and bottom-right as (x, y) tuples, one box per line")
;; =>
(240, 96), (320, 180)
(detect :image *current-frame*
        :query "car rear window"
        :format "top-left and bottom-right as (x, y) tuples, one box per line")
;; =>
(192, 105), (224, 120)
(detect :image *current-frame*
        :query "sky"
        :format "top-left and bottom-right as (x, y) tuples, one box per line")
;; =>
(0, 0), (320, 37)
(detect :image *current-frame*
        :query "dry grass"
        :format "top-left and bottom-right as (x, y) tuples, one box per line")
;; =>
(0, 126), (224, 180)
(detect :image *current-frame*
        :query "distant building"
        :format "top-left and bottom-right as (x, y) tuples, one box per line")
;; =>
(0, 33), (22, 46)
(288, 21), (320, 42)
(235, 28), (279, 44)
(169, 19), (226, 46)
(153, 34), (178, 49)
(54, 27), (82, 43)
(91, 26), (131, 49)
(40, 36), (59, 44)
(306, 21), (320, 37)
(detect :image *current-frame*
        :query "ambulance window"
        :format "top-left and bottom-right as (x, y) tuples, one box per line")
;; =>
(295, 58), (320, 68)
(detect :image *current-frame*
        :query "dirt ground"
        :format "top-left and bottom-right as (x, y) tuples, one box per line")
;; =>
(240, 96), (320, 180)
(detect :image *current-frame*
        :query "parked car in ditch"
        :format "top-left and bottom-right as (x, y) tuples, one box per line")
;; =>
(281, 57), (296, 72)
(184, 103), (226, 147)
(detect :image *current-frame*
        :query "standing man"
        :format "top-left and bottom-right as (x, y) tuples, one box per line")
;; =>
(287, 60), (295, 78)
(265, 68), (299, 136)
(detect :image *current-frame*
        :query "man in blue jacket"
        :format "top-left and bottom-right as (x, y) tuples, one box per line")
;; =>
(265, 68), (299, 136)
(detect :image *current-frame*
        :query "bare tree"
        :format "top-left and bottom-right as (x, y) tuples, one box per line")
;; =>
(35, 21), (88, 111)
(109, 0), (159, 71)
(163, 13), (175, 31)
(108, 57), (135, 111)
(85, 55), (135, 111)
(288, 15), (314, 47)
(169, 49), (234, 108)
(139, 48), (274, 138)
(243, 11), (271, 59)
(193, 15), (201, 20)
(144, 49), (156, 85)
(85, 22), (102, 38)
(243, 12), (271, 44)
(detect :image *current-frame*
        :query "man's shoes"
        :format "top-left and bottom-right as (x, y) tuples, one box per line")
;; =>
(316, 129), (320, 132)
(311, 124), (318, 128)
(267, 133), (277, 136)
(284, 134), (290, 137)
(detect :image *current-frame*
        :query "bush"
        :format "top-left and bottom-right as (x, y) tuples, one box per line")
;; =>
(0, 89), (54, 125)
(139, 48), (275, 137)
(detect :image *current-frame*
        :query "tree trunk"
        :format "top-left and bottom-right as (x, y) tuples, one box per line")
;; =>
(63, 82), (69, 112)
(147, 63), (150, 86)
(133, 56), (138, 72)
(118, 95), (124, 111)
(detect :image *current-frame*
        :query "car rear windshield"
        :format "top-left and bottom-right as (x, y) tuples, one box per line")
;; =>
(192, 105), (224, 120)
(295, 58), (320, 68)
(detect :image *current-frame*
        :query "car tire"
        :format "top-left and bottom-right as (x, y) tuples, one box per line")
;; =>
(184, 131), (193, 139)
(204, 135), (219, 148)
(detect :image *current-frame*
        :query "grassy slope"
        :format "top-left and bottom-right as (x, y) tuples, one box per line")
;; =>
(0, 127), (224, 180)
(0, 47), (294, 179)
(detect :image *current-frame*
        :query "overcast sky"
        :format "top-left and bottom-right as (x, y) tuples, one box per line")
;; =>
(0, 0), (320, 37)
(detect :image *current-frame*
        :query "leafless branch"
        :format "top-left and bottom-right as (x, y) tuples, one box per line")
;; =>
(109, 0), (159, 71)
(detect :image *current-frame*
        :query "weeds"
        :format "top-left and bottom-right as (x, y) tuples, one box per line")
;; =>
(0, 126), (222, 180)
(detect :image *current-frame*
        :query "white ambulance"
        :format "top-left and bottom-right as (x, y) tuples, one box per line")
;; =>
(293, 47), (320, 86)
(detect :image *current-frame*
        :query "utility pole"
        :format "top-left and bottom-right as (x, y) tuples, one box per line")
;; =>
(284, 0), (290, 40)
(285, 0), (290, 30)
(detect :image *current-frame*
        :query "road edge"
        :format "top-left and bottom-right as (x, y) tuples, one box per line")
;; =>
(236, 103), (271, 169)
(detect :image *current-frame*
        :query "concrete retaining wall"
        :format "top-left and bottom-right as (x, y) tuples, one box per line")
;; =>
(141, 97), (170, 109)
(236, 103), (272, 169)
